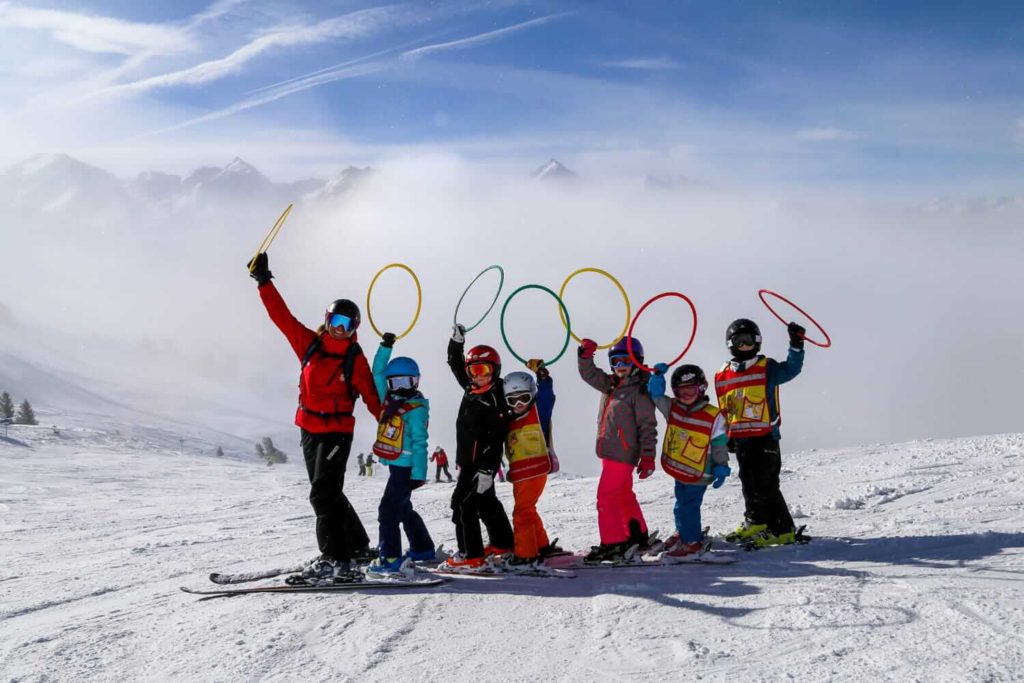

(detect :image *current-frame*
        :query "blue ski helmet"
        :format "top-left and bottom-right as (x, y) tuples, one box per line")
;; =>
(385, 356), (420, 378)
(608, 336), (644, 365)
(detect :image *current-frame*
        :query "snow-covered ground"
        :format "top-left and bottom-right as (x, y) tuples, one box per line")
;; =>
(2, 425), (1023, 682)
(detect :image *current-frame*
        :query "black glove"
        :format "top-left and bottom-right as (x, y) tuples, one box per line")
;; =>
(247, 252), (273, 285)
(382, 332), (397, 348)
(788, 322), (806, 350)
(410, 479), (425, 490)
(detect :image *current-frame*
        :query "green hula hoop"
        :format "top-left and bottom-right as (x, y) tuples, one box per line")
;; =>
(499, 284), (572, 367)
(454, 265), (505, 332)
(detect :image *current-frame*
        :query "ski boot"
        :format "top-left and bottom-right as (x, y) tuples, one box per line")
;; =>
(745, 525), (810, 549)
(538, 539), (568, 559)
(483, 544), (513, 559)
(584, 542), (631, 564)
(665, 541), (704, 558)
(366, 556), (413, 577)
(725, 521), (768, 544)
(287, 555), (361, 585)
(404, 547), (439, 563)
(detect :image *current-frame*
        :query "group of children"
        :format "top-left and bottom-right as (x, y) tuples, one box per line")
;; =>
(248, 251), (808, 579)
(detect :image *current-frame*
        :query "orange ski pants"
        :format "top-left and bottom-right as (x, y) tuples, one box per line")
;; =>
(512, 475), (550, 559)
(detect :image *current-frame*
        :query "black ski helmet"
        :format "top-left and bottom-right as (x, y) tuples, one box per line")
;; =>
(670, 364), (707, 392)
(726, 318), (761, 357)
(326, 299), (361, 331)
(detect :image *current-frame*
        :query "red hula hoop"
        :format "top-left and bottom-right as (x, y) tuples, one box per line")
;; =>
(626, 292), (698, 373)
(758, 289), (832, 348)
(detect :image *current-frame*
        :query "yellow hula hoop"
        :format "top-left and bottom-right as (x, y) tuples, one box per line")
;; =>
(366, 263), (423, 340)
(249, 204), (293, 272)
(558, 267), (631, 349)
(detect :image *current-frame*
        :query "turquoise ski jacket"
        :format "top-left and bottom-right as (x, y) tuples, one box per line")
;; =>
(372, 345), (429, 481)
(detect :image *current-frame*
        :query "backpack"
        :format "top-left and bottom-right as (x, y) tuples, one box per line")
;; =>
(301, 334), (363, 402)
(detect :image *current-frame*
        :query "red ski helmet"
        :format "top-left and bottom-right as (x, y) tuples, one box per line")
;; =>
(466, 344), (501, 378)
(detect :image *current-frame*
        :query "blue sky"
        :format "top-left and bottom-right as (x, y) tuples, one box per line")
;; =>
(1, 0), (1022, 185)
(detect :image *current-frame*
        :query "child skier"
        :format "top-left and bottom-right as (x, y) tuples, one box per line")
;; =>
(444, 324), (515, 569)
(649, 363), (731, 557)
(247, 252), (380, 581)
(715, 318), (806, 547)
(365, 453), (375, 477)
(501, 360), (563, 567)
(357, 453), (366, 476)
(577, 336), (659, 562)
(366, 333), (435, 575)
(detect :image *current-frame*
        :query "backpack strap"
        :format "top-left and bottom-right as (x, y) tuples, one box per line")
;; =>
(341, 341), (363, 402)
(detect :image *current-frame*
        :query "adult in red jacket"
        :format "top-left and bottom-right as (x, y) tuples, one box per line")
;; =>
(249, 252), (382, 580)
(431, 446), (453, 482)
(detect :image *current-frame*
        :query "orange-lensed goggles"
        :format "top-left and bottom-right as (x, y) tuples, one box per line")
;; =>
(466, 362), (493, 378)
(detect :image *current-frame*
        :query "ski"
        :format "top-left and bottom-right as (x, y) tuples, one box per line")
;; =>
(182, 576), (446, 596)
(210, 564), (307, 585)
(210, 547), (452, 585)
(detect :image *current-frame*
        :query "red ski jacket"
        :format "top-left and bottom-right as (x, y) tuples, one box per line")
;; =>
(259, 282), (381, 434)
(431, 449), (449, 466)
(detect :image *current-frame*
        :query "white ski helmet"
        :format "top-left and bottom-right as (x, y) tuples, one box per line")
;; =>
(503, 371), (537, 400)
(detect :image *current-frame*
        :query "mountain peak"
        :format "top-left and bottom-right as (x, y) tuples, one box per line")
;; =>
(532, 158), (576, 181)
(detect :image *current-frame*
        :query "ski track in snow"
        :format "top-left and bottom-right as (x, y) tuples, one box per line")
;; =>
(2, 430), (1023, 682)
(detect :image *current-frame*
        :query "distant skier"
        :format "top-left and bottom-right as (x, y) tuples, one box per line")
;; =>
(365, 454), (375, 477)
(502, 360), (563, 567)
(431, 446), (453, 482)
(716, 318), (805, 547)
(357, 453), (366, 476)
(496, 463), (506, 483)
(443, 324), (514, 569)
(649, 363), (730, 557)
(248, 251), (381, 581)
(366, 332), (435, 575)
(577, 336), (658, 563)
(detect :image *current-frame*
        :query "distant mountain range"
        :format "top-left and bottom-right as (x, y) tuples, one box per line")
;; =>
(2, 154), (696, 218)
(0, 153), (373, 218)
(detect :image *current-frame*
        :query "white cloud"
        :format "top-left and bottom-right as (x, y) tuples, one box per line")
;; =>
(795, 127), (858, 142)
(144, 14), (573, 136)
(0, 1), (193, 55)
(94, 5), (404, 97)
(401, 12), (572, 61)
(603, 57), (682, 70)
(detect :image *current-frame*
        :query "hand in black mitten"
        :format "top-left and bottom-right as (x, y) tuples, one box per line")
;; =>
(382, 332), (397, 348)
(788, 322), (806, 350)
(247, 252), (273, 285)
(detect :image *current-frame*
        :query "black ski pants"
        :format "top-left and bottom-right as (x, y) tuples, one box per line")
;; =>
(734, 435), (795, 535)
(451, 468), (514, 558)
(435, 463), (452, 482)
(300, 429), (371, 561)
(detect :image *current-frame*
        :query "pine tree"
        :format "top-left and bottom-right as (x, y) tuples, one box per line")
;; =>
(255, 441), (266, 461)
(260, 436), (288, 464)
(15, 400), (37, 425)
(216, 446), (224, 457)
(0, 392), (14, 420)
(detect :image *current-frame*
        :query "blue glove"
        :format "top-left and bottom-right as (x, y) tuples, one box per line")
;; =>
(647, 363), (669, 396)
(711, 464), (731, 489)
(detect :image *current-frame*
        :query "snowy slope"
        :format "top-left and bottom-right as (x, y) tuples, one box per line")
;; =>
(2, 427), (1022, 682)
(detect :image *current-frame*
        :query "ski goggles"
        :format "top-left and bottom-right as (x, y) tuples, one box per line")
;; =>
(466, 362), (493, 378)
(505, 391), (532, 408)
(387, 375), (418, 391)
(609, 354), (633, 368)
(729, 332), (758, 348)
(326, 313), (353, 331)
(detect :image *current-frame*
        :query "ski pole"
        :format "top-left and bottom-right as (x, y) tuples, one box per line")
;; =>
(248, 204), (293, 272)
